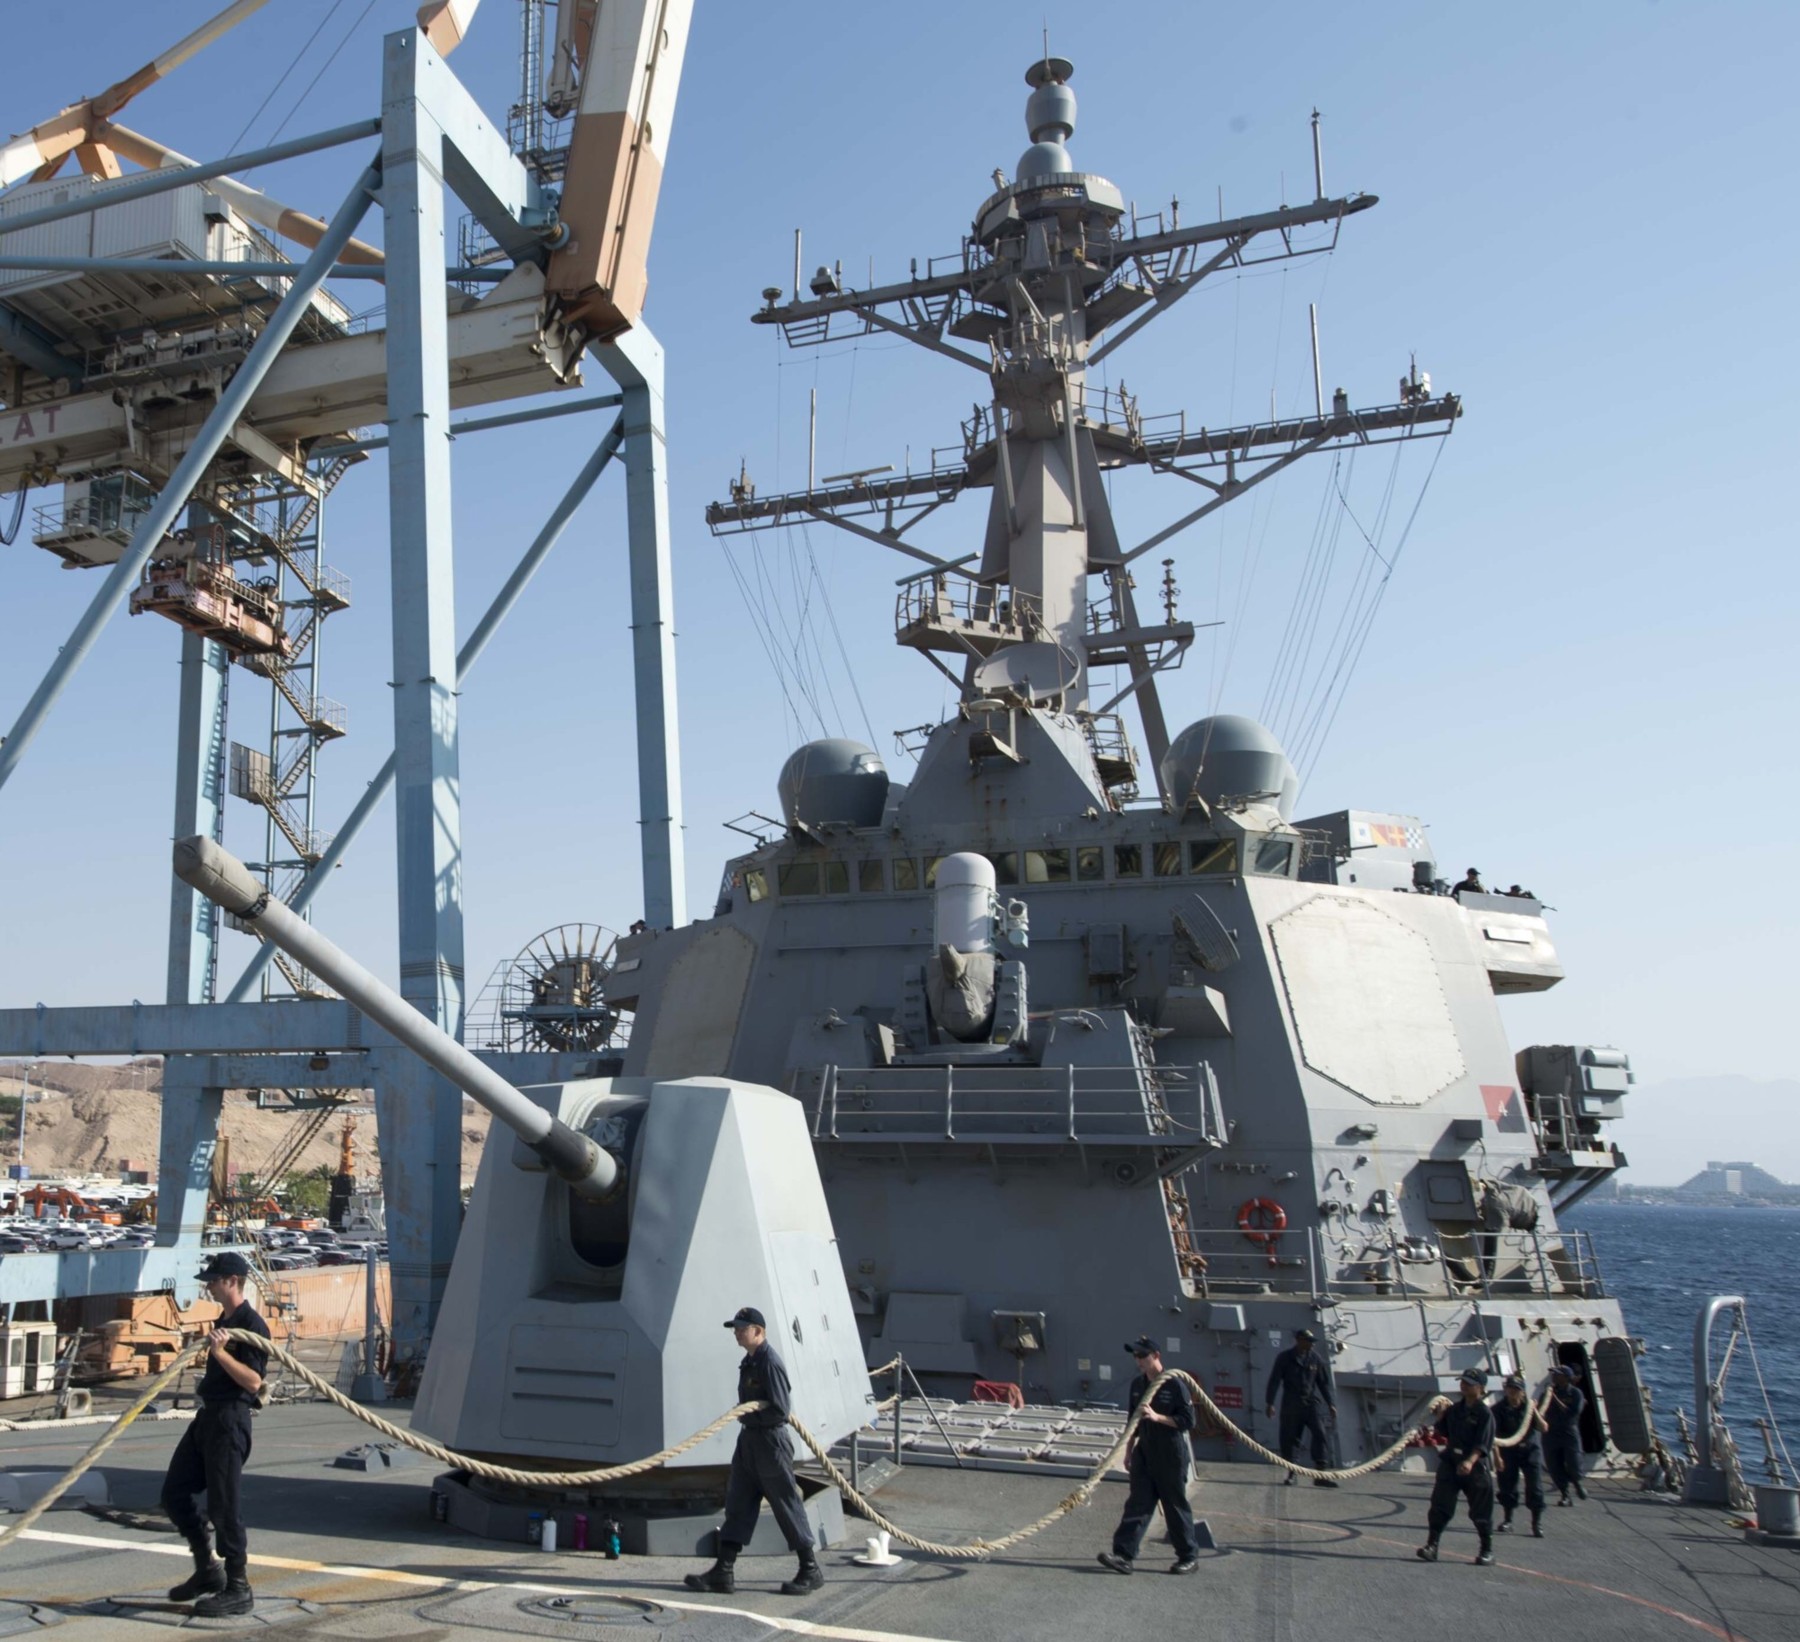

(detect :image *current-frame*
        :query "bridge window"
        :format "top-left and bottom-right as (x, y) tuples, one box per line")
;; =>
(859, 860), (885, 892)
(822, 861), (849, 895)
(1253, 838), (1295, 877)
(1154, 842), (1184, 877)
(1077, 845), (1104, 881)
(743, 867), (769, 904)
(1189, 839), (1238, 876)
(986, 852), (1020, 886)
(893, 858), (920, 891)
(778, 862), (821, 896)
(1025, 847), (1071, 884)
(1114, 843), (1142, 878)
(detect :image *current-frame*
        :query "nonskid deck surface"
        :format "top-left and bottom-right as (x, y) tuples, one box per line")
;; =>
(1, 1402), (1793, 1641)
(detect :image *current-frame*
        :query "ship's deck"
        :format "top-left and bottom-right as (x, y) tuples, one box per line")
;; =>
(2, 1398), (1794, 1640)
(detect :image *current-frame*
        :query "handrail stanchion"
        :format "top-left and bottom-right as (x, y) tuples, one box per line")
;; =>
(1530, 1225), (1553, 1296)
(893, 1352), (905, 1467)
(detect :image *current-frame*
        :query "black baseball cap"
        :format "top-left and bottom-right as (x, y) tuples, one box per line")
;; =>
(1124, 1335), (1159, 1358)
(1459, 1367), (1489, 1388)
(1504, 1373), (1526, 1390)
(1294, 1326), (1316, 1341)
(197, 1251), (252, 1281)
(725, 1306), (766, 1330)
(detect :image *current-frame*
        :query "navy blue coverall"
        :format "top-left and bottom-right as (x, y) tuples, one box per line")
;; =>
(1544, 1381), (1588, 1500)
(1265, 1344), (1337, 1470)
(160, 1299), (270, 1569)
(1111, 1372), (1199, 1563)
(720, 1341), (814, 1552)
(1427, 1397), (1496, 1547)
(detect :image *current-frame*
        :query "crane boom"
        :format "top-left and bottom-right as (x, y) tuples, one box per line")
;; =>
(416, 0), (481, 58)
(545, 0), (692, 342)
(0, 0), (271, 186)
(97, 121), (386, 265)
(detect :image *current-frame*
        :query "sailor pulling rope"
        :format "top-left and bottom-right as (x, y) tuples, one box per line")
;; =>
(0, 1336), (1476, 1562)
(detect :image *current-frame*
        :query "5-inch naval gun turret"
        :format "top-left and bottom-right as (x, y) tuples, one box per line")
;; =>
(174, 837), (870, 1552)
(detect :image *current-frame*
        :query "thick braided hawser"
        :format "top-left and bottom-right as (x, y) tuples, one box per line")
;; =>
(2, 1344), (1467, 1562)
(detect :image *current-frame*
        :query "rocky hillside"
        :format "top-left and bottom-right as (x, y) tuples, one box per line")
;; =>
(1, 1060), (491, 1185)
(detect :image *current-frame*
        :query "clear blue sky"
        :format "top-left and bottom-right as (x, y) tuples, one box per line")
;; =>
(0, 4), (1793, 1160)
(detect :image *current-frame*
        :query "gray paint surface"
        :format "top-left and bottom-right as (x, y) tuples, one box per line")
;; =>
(612, 56), (1634, 1464)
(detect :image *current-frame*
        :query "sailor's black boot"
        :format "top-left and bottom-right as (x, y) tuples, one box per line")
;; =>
(1496, 1508), (1514, 1533)
(1415, 1539), (1439, 1562)
(1574, 1478), (1588, 1501)
(684, 1543), (738, 1594)
(192, 1561), (253, 1618)
(780, 1550), (824, 1595)
(1474, 1536), (1495, 1566)
(1530, 1509), (1545, 1538)
(167, 1533), (227, 1603)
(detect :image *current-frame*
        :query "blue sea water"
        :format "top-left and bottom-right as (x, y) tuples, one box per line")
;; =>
(1563, 1201), (1799, 1462)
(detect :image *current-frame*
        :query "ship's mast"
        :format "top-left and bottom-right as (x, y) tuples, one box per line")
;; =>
(709, 58), (1461, 803)
(972, 57), (1108, 710)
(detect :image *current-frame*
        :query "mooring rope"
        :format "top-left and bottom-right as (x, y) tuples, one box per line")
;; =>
(0, 1338), (1520, 1562)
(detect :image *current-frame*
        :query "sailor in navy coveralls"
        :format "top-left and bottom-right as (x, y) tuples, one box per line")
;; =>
(1492, 1372), (1548, 1536)
(160, 1251), (271, 1617)
(1264, 1325), (1339, 1483)
(1544, 1365), (1589, 1504)
(1097, 1336), (1201, 1575)
(1417, 1367), (1497, 1565)
(685, 1306), (823, 1596)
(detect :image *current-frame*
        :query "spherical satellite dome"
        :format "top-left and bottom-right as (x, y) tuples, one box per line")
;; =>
(778, 739), (890, 831)
(1160, 716), (1298, 818)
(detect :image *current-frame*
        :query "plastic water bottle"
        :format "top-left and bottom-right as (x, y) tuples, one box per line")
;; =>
(572, 1512), (589, 1551)
(526, 1511), (543, 1545)
(606, 1519), (622, 1560)
(541, 1517), (558, 1553)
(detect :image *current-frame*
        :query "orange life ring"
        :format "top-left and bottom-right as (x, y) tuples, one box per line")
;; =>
(1237, 1197), (1287, 1265)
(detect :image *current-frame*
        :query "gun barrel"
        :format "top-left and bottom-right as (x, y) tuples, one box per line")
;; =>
(173, 836), (618, 1199)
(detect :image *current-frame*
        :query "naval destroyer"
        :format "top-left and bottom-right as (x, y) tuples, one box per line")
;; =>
(601, 55), (1646, 1468)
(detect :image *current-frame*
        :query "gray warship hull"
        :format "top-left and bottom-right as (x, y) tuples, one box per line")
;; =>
(608, 783), (1631, 1461)
(606, 54), (1641, 1466)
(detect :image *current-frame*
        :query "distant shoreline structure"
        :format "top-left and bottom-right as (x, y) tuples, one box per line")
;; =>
(1581, 1160), (1799, 1208)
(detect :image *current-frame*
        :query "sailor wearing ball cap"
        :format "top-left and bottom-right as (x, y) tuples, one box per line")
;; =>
(1544, 1364), (1589, 1505)
(685, 1306), (822, 1598)
(159, 1249), (271, 1617)
(1492, 1372), (1548, 1537)
(1264, 1325), (1338, 1484)
(1097, 1336), (1200, 1575)
(1417, 1367), (1497, 1565)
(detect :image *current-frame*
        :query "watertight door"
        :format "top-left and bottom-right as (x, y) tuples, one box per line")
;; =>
(1593, 1336), (1652, 1454)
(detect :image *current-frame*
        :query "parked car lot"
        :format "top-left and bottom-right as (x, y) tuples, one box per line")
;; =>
(0, 1218), (387, 1268)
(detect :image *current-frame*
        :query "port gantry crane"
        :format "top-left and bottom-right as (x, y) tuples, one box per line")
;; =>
(0, 0), (696, 1361)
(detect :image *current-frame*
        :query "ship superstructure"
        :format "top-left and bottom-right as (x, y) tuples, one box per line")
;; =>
(606, 58), (1644, 1462)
